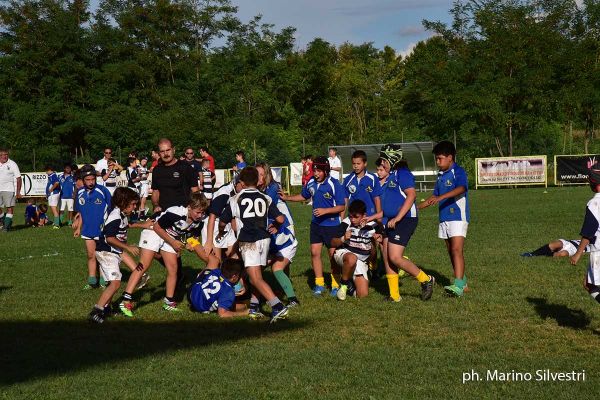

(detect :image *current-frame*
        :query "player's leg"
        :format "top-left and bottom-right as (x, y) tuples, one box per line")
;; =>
(122, 252), (151, 289)
(119, 248), (156, 317)
(161, 250), (181, 311)
(585, 252), (600, 304)
(382, 236), (401, 301)
(337, 251), (357, 301)
(324, 225), (341, 296)
(83, 239), (99, 289)
(388, 242), (434, 301)
(246, 265), (288, 322)
(272, 254), (299, 306)
(310, 242), (326, 295)
(354, 276), (369, 298)
(4, 202), (14, 231)
(90, 253), (122, 323)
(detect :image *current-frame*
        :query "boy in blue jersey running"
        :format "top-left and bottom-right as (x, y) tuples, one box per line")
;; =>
(188, 258), (249, 317)
(420, 141), (470, 297)
(73, 164), (112, 289)
(343, 150), (382, 219)
(45, 165), (61, 228)
(373, 144), (435, 302)
(281, 156), (347, 296)
(59, 163), (75, 226)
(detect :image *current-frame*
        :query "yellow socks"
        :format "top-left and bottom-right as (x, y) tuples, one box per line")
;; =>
(330, 274), (340, 289)
(315, 277), (325, 287)
(386, 273), (400, 301)
(416, 270), (429, 284)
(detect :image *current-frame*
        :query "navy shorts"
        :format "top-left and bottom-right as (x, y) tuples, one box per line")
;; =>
(385, 217), (418, 247)
(310, 223), (339, 248)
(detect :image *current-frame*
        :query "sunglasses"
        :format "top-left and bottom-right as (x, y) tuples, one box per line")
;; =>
(104, 151), (112, 154)
(185, 152), (194, 155)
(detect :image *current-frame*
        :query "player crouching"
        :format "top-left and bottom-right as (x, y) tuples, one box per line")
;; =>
(331, 200), (381, 300)
(119, 192), (218, 316)
(188, 258), (250, 317)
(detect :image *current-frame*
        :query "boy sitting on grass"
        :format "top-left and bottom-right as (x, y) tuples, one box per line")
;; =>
(24, 199), (38, 227)
(331, 200), (381, 300)
(88, 187), (140, 324)
(188, 258), (249, 317)
(38, 204), (49, 226)
(570, 163), (600, 305)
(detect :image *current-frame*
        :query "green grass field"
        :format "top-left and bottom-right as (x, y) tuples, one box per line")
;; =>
(1, 186), (599, 399)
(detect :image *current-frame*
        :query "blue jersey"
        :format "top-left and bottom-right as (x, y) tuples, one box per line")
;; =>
(343, 171), (382, 216)
(269, 224), (297, 254)
(59, 173), (75, 199)
(46, 172), (60, 196)
(236, 161), (247, 170)
(381, 167), (417, 220)
(25, 204), (37, 220)
(189, 269), (236, 313)
(433, 163), (470, 223)
(301, 176), (347, 226)
(76, 185), (112, 238)
(264, 182), (294, 228)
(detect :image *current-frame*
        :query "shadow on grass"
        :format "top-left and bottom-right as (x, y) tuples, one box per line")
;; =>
(526, 297), (591, 330)
(0, 318), (310, 385)
(0, 286), (12, 294)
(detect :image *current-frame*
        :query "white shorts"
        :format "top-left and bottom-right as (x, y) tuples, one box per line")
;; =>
(139, 183), (149, 198)
(559, 239), (578, 257)
(240, 238), (270, 267)
(48, 193), (60, 207)
(96, 251), (122, 281)
(333, 248), (369, 281)
(587, 251), (600, 286)
(0, 191), (15, 208)
(138, 229), (177, 254)
(275, 241), (298, 262)
(201, 218), (237, 249)
(60, 198), (74, 211)
(438, 221), (469, 239)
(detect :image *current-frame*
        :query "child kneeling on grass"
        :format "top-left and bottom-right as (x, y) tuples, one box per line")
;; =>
(331, 200), (381, 300)
(188, 258), (249, 317)
(88, 187), (140, 324)
(571, 163), (600, 305)
(120, 192), (219, 316)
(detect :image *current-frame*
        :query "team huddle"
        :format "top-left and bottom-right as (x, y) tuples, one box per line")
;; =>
(76, 139), (472, 324)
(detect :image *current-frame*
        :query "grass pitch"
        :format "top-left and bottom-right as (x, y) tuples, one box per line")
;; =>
(1, 186), (599, 399)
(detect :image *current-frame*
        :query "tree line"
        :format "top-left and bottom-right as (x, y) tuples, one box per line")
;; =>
(1, 0), (599, 172)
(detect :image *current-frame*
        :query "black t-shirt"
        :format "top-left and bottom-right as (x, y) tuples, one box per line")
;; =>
(151, 160), (198, 209)
(185, 159), (203, 177)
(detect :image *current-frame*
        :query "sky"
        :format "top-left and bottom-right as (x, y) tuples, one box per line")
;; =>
(232, 0), (453, 57)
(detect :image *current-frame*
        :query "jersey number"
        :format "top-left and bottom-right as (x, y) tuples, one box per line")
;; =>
(201, 275), (221, 299)
(241, 198), (267, 218)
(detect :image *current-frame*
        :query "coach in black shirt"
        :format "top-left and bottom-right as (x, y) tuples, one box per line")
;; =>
(152, 138), (199, 213)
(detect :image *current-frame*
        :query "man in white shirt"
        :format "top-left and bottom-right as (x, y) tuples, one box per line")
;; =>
(95, 147), (112, 185)
(328, 147), (342, 181)
(0, 148), (22, 231)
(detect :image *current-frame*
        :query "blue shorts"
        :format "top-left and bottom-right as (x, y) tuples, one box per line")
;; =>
(385, 217), (418, 247)
(310, 223), (339, 248)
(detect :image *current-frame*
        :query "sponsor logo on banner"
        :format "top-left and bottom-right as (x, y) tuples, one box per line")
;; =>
(476, 156), (546, 186)
(555, 154), (600, 185)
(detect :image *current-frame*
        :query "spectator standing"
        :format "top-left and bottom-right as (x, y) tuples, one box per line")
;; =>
(95, 147), (112, 184)
(199, 147), (215, 173)
(183, 147), (203, 184)
(150, 150), (160, 172)
(0, 148), (23, 231)
(328, 147), (342, 182)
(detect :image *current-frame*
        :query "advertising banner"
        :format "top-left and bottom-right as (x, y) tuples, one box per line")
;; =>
(290, 163), (302, 186)
(476, 156), (547, 188)
(554, 154), (600, 185)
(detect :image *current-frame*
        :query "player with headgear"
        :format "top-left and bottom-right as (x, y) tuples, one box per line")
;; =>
(372, 144), (435, 302)
(281, 155), (347, 296)
(570, 162), (600, 305)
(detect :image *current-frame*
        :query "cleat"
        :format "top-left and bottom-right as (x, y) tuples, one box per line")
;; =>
(52, 225), (60, 229)
(420, 275), (435, 301)
(312, 285), (327, 296)
(270, 305), (289, 324)
(384, 296), (402, 302)
(444, 284), (464, 297)
(162, 300), (181, 312)
(137, 273), (151, 290)
(248, 308), (266, 320)
(119, 301), (134, 317)
(397, 269), (407, 278)
(330, 287), (339, 297)
(88, 308), (105, 324)
(99, 283), (107, 289)
(520, 252), (533, 257)
(287, 297), (300, 308)
(337, 285), (348, 301)
(82, 283), (97, 290)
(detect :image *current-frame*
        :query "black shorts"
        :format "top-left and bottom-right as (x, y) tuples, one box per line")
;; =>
(310, 223), (339, 248)
(385, 218), (418, 247)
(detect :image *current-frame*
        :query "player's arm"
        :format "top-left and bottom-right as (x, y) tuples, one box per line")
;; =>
(151, 188), (161, 213)
(217, 206), (233, 240)
(571, 237), (591, 265)
(571, 207), (598, 265)
(330, 222), (351, 248)
(129, 219), (154, 229)
(280, 192), (306, 202)
(15, 176), (22, 198)
(388, 187), (416, 228)
(217, 306), (248, 318)
(153, 216), (184, 252)
(106, 236), (140, 256)
(426, 186), (466, 207)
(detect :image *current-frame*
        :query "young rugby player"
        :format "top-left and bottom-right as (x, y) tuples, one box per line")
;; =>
(218, 166), (289, 323)
(375, 144), (434, 302)
(331, 200), (381, 300)
(202, 177), (241, 259)
(200, 158), (216, 200)
(88, 187), (140, 324)
(419, 141), (470, 297)
(120, 192), (218, 315)
(522, 239), (591, 258)
(342, 150), (382, 219)
(188, 258), (249, 317)
(570, 163), (600, 305)
(59, 163), (75, 226)
(137, 156), (150, 220)
(281, 157), (347, 296)
(73, 164), (112, 289)
(45, 165), (61, 228)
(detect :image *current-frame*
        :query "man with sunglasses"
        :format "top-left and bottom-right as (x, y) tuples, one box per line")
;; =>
(95, 147), (113, 185)
(183, 147), (202, 186)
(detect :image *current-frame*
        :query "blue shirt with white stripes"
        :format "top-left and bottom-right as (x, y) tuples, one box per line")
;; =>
(433, 163), (470, 223)
(343, 171), (382, 216)
(301, 176), (347, 226)
(381, 167), (417, 220)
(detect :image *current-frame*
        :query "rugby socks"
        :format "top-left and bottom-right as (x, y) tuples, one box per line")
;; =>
(4, 213), (12, 230)
(250, 295), (260, 310)
(87, 276), (98, 286)
(386, 273), (400, 301)
(315, 276), (325, 287)
(122, 292), (133, 302)
(416, 270), (429, 284)
(274, 270), (296, 299)
(330, 273), (340, 289)
(455, 276), (467, 289)
(99, 277), (107, 287)
(531, 244), (553, 257)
